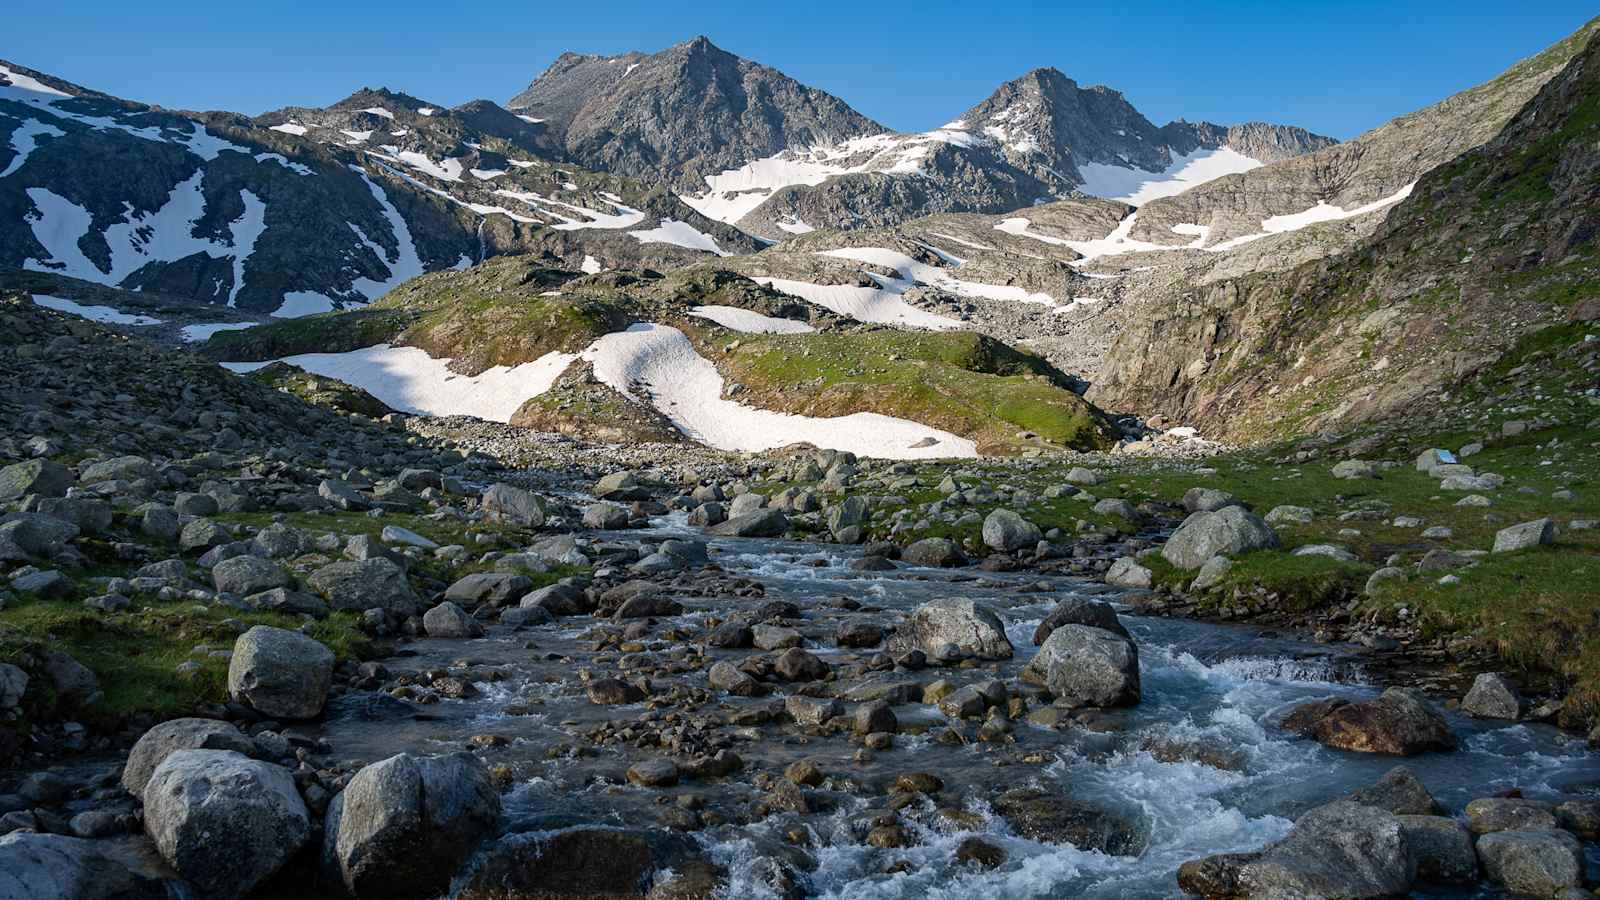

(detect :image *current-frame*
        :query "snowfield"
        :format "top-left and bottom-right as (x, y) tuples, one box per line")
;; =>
(818, 247), (1057, 306)
(222, 345), (578, 421)
(628, 219), (729, 255)
(30, 294), (162, 326)
(222, 325), (976, 458)
(689, 305), (816, 334)
(1077, 146), (1262, 206)
(581, 324), (975, 458)
(754, 277), (961, 331)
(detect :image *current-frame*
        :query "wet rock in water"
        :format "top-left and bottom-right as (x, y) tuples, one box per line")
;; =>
(1236, 801), (1414, 898)
(1460, 672), (1522, 720)
(710, 509), (789, 538)
(854, 700), (897, 735)
(836, 621), (884, 648)
(325, 752), (501, 900)
(227, 626), (335, 719)
(1398, 815), (1477, 883)
(752, 624), (804, 650)
(1282, 688), (1455, 756)
(773, 648), (830, 682)
(707, 622), (754, 649)
(1464, 798), (1558, 835)
(1033, 598), (1129, 644)
(1345, 766), (1442, 815)
(613, 593), (684, 620)
(143, 749), (309, 899)
(1475, 829), (1584, 897)
(785, 695), (842, 726)
(423, 601), (483, 638)
(785, 759), (824, 787)
(901, 537), (966, 568)
(1177, 852), (1261, 898)
(954, 836), (1006, 869)
(523, 583), (592, 616)
(481, 483), (544, 526)
(583, 501), (632, 530)
(1555, 799), (1600, 839)
(595, 470), (653, 501)
(0, 832), (168, 899)
(708, 662), (759, 696)
(1022, 624), (1139, 709)
(1104, 556), (1153, 588)
(628, 758), (681, 787)
(122, 718), (256, 796)
(991, 788), (1148, 856)
(890, 598), (1013, 660)
(458, 828), (698, 900)
(1162, 506), (1280, 570)
(587, 677), (646, 705)
(982, 509), (1042, 552)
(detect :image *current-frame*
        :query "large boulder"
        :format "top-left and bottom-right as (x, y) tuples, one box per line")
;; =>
(0, 832), (167, 900)
(325, 752), (502, 900)
(709, 509), (789, 538)
(982, 509), (1042, 552)
(1461, 672), (1522, 720)
(307, 558), (421, 616)
(1033, 598), (1128, 646)
(1105, 557), (1153, 588)
(901, 537), (966, 567)
(142, 750), (310, 898)
(1021, 624), (1140, 709)
(1475, 830), (1585, 897)
(1283, 689), (1455, 756)
(1345, 766), (1441, 815)
(1492, 518), (1556, 553)
(481, 483), (544, 527)
(1162, 506), (1280, 570)
(890, 598), (1013, 660)
(227, 626), (335, 719)
(122, 718), (256, 796)
(0, 459), (73, 501)
(444, 572), (533, 607)
(210, 555), (291, 596)
(1236, 801), (1414, 898)
(423, 601), (483, 638)
(80, 455), (155, 485)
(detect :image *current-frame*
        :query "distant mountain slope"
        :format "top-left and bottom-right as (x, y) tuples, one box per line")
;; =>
(509, 36), (885, 192)
(1127, 16), (1600, 248)
(509, 40), (1333, 239)
(1089, 23), (1600, 441)
(1, 62), (758, 316)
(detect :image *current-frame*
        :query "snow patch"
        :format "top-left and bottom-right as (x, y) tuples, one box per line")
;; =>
(30, 294), (162, 326)
(273, 292), (343, 318)
(394, 150), (463, 182)
(628, 219), (728, 256)
(357, 106), (395, 120)
(1078, 146), (1262, 206)
(580, 255), (602, 274)
(1, 118), (65, 178)
(754, 277), (961, 331)
(269, 122), (308, 136)
(689, 305), (815, 334)
(819, 247), (1056, 306)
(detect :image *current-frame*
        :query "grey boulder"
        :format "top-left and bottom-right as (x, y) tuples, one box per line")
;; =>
(227, 626), (335, 719)
(1162, 506), (1279, 569)
(122, 718), (256, 796)
(890, 598), (1013, 660)
(1021, 624), (1140, 709)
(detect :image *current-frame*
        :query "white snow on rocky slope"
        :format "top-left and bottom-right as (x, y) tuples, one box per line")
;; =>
(491, 190), (648, 230)
(30, 294), (162, 326)
(1, 118), (65, 178)
(629, 219), (729, 255)
(818, 247), (1056, 306)
(754, 277), (961, 331)
(689, 305), (815, 334)
(1206, 182), (1417, 251)
(581, 254), (603, 274)
(1077, 146), (1262, 206)
(222, 345), (578, 421)
(581, 324), (975, 458)
(269, 122), (309, 136)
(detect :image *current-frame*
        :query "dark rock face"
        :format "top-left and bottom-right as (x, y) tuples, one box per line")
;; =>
(509, 37), (884, 193)
(456, 827), (698, 900)
(991, 788), (1149, 856)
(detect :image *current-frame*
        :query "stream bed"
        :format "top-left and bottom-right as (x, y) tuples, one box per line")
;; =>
(320, 516), (1600, 898)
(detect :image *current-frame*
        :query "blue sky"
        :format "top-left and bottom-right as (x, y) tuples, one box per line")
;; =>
(6, 1), (1597, 139)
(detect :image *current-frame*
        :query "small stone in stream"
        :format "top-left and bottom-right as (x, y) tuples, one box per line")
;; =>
(1461, 673), (1522, 720)
(893, 773), (944, 795)
(587, 677), (646, 705)
(773, 648), (830, 682)
(867, 824), (913, 849)
(1465, 798), (1557, 834)
(836, 622), (883, 648)
(582, 502), (632, 530)
(708, 622), (754, 648)
(626, 758), (680, 787)
(990, 788), (1148, 856)
(1104, 557), (1152, 588)
(1492, 518), (1556, 553)
(1177, 852), (1261, 898)
(1475, 829), (1584, 897)
(1345, 765), (1442, 815)
(854, 700), (897, 734)
(785, 695), (842, 726)
(523, 583), (591, 616)
(864, 732), (893, 750)
(784, 759), (824, 787)
(708, 662), (759, 696)
(423, 601), (483, 638)
(938, 685), (988, 719)
(613, 593), (683, 620)
(850, 555), (895, 572)
(752, 625), (803, 650)
(1399, 815), (1477, 883)
(955, 836), (1006, 868)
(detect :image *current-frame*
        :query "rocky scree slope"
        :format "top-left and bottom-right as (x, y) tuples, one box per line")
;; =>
(1089, 27), (1600, 442)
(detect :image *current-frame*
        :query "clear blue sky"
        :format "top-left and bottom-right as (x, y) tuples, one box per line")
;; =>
(7, 1), (1597, 139)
